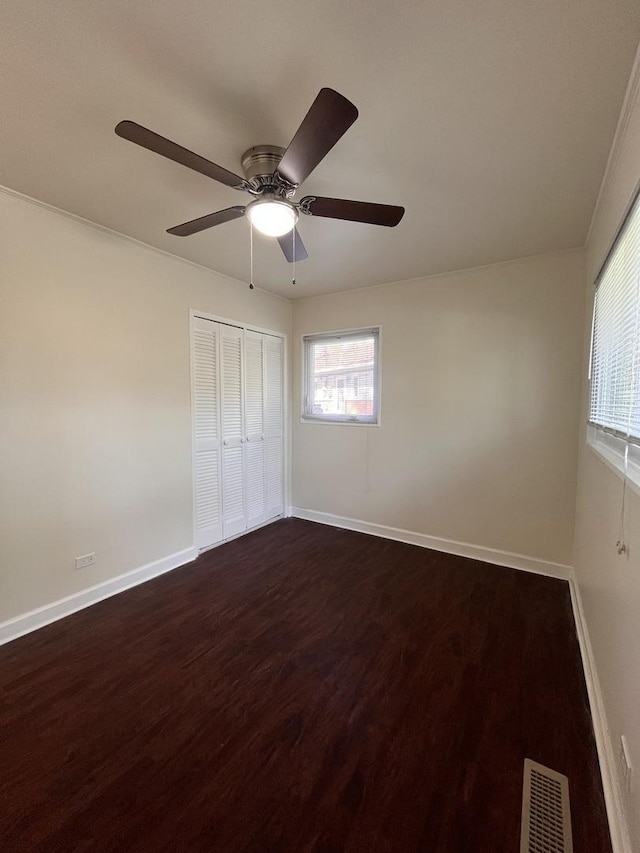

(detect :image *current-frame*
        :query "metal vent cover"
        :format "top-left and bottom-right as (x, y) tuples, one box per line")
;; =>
(520, 759), (573, 853)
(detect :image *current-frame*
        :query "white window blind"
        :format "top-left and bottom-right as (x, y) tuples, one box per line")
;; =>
(303, 328), (379, 424)
(589, 191), (640, 445)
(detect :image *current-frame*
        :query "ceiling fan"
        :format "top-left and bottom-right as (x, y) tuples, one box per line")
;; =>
(114, 87), (405, 265)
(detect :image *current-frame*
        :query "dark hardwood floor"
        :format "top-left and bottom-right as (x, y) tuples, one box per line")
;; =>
(1, 519), (610, 852)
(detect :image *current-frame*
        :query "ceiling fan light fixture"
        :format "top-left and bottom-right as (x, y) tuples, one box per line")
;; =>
(246, 198), (298, 237)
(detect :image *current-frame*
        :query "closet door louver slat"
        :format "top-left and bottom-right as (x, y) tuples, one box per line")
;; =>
(244, 331), (266, 527)
(192, 318), (223, 547)
(264, 335), (284, 519)
(192, 317), (284, 550)
(220, 325), (247, 539)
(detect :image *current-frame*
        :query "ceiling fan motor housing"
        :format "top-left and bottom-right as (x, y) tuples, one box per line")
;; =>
(241, 144), (284, 180)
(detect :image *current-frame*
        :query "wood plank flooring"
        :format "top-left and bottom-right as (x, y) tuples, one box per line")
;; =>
(0, 519), (610, 852)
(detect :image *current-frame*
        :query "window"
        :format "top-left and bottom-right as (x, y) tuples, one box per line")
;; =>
(588, 189), (640, 487)
(302, 328), (380, 424)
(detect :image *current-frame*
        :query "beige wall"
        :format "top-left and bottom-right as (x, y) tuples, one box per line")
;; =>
(0, 189), (292, 622)
(292, 250), (585, 566)
(574, 59), (640, 848)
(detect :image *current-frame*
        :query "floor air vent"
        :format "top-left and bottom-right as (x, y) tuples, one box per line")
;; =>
(520, 759), (573, 853)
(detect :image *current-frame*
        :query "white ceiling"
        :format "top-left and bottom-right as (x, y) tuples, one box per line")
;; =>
(1, 1), (639, 298)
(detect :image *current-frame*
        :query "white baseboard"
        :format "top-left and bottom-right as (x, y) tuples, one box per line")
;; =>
(0, 546), (198, 646)
(569, 578), (631, 853)
(290, 507), (572, 580)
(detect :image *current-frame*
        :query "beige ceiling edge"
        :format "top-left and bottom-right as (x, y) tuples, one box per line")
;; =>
(0, 182), (293, 305)
(291, 246), (586, 304)
(585, 40), (640, 248)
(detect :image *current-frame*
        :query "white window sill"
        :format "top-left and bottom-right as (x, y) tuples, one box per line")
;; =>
(300, 416), (380, 427)
(586, 426), (640, 498)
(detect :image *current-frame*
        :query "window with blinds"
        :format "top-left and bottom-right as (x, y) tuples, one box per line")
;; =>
(302, 328), (380, 424)
(589, 191), (640, 446)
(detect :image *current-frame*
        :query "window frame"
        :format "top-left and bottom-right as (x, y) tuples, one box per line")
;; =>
(300, 326), (381, 426)
(587, 184), (640, 493)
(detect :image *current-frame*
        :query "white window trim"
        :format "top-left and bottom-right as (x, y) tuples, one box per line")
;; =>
(586, 426), (640, 497)
(585, 181), (640, 496)
(300, 326), (382, 426)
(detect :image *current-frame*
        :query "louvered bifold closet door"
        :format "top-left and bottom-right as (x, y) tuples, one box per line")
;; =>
(192, 317), (223, 548)
(264, 334), (284, 519)
(244, 331), (267, 528)
(220, 324), (247, 539)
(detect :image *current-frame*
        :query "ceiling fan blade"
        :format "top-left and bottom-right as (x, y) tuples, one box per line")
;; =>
(276, 88), (358, 187)
(300, 196), (404, 227)
(115, 121), (248, 190)
(167, 206), (246, 236)
(277, 228), (309, 263)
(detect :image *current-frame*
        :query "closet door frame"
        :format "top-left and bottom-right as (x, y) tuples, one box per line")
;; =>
(189, 310), (288, 552)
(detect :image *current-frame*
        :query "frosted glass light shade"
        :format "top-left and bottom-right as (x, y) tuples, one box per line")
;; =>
(247, 199), (298, 237)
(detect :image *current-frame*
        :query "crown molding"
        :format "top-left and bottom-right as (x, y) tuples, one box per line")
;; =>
(0, 182), (292, 304)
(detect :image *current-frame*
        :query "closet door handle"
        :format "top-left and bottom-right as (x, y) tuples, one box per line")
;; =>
(223, 439), (229, 446)
(245, 437), (250, 442)
(240, 438), (245, 443)
(261, 434), (265, 441)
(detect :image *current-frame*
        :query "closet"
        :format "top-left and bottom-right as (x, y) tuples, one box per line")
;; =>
(192, 315), (284, 549)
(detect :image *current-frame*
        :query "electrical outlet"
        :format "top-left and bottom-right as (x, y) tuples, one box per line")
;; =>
(620, 735), (633, 793)
(75, 552), (95, 570)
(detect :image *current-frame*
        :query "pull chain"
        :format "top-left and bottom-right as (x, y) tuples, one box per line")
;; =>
(249, 220), (254, 289)
(292, 227), (296, 287)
